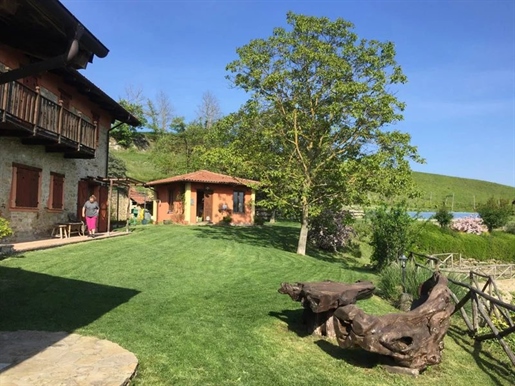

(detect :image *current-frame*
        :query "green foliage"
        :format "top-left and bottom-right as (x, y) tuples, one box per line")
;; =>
(0, 216), (13, 239)
(369, 203), (416, 270)
(308, 209), (356, 252)
(110, 99), (147, 148)
(378, 263), (430, 301)
(151, 118), (207, 176)
(220, 12), (423, 255)
(505, 222), (515, 235)
(254, 215), (266, 226)
(433, 204), (454, 228)
(413, 222), (515, 262)
(107, 153), (128, 178)
(477, 197), (512, 232)
(110, 147), (164, 182)
(409, 172), (515, 212)
(222, 215), (232, 224)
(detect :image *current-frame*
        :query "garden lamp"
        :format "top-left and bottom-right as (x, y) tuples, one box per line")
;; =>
(399, 254), (408, 292)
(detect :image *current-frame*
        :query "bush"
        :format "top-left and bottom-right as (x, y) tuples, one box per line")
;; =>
(369, 203), (416, 270)
(378, 262), (430, 301)
(222, 215), (232, 224)
(451, 216), (488, 235)
(254, 215), (266, 226)
(0, 217), (12, 239)
(308, 209), (355, 252)
(433, 206), (453, 228)
(477, 197), (512, 232)
(413, 222), (515, 262)
(504, 222), (515, 235)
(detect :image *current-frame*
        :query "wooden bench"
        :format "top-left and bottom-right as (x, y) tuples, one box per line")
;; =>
(66, 222), (84, 237)
(51, 224), (68, 239)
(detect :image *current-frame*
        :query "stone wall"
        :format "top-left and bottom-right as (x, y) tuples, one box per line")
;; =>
(0, 130), (109, 241)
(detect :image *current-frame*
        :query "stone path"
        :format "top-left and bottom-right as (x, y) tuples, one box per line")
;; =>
(0, 331), (138, 385)
(0, 232), (129, 255)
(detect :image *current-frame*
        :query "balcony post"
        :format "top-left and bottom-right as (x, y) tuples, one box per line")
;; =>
(93, 120), (98, 148)
(1, 66), (9, 121)
(33, 86), (41, 135)
(57, 99), (64, 143)
(77, 112), (83, 150)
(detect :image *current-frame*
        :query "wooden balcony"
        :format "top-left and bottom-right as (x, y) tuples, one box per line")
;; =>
(0, 80), (98, 159)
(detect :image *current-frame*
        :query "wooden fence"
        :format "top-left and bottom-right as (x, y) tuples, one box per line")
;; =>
(408, 252), (515, 366)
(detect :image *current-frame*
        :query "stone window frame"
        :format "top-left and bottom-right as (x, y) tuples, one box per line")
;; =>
(48, 172), (65, 212)
(10, 163), (42, 211)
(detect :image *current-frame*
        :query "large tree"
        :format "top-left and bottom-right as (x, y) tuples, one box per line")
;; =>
(196, 91), (222, 129)
(224, 12), (422, 255)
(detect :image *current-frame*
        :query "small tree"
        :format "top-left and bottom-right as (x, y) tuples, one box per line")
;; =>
(432, 204), (453, 228)
(477, 197), (512, 232)
(108, 153), (128, 178)
(369, 203), (415, 270)
(0, 216), (13, 239)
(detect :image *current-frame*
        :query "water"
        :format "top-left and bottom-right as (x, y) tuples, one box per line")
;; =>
(408, 211), (479, 220)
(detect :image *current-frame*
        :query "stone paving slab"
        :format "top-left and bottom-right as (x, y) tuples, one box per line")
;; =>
(0, 232), (130, 256)
(0, 331), (138, 386)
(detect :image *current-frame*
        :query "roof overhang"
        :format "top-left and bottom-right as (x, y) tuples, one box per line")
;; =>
(0, 0), (108, 67)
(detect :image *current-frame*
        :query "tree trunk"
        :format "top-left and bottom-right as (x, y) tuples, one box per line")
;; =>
(296, 202), (309, 255)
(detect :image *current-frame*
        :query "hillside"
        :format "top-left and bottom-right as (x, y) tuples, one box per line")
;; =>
(410, 172), (514, 212)
(111, 146), (514, 211)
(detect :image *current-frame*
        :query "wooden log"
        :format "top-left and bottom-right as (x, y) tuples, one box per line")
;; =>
(333, 273), (454, 370)
(278, 280), (375, 337)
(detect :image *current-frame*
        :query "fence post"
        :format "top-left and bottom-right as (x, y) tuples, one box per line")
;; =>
(470, 272), (478, 332)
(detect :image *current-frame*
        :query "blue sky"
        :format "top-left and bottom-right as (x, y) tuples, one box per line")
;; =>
(62, 0), (515, 187)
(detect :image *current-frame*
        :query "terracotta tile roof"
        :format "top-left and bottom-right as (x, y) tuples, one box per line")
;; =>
(146, 170), (258, 187)
(129, 189), (150, 205)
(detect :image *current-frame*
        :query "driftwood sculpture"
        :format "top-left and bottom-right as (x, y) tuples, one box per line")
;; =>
(333, 272), (454, 371)
(278, 280), (375, 337)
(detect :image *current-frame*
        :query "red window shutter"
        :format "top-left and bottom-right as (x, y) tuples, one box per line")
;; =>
(51, 174), (64, 209)
(14, 165), (40, 208)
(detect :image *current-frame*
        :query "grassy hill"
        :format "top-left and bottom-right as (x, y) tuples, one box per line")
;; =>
(111, 146), (515, 211)
(410, 172), (514, 212)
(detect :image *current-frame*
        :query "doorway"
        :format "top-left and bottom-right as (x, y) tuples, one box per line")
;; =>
(77, 180), (108, 232)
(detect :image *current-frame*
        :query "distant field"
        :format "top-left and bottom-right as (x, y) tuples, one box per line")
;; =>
(111, 148), (165, 182)
(410, 172), (515, 212)
(111, 145), (515, 211)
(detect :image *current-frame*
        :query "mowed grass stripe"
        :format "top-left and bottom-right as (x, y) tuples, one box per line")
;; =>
(0, 224), (512, 385)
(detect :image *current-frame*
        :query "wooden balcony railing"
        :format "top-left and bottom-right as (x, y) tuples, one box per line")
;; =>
(0, 79), (98, 151)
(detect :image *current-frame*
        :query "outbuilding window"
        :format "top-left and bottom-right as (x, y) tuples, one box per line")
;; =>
(233, 191), (245, 213)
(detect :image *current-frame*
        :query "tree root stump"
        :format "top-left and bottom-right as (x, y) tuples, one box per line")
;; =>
(333, 272), (454, 371)
(278, 280), (375, 337)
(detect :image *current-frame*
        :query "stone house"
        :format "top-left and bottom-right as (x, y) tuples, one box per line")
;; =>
(146, 170), (258, 225)
(0, 0), (139, 240)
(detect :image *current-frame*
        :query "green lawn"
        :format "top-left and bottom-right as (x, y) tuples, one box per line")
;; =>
(0, 224), (513, 385)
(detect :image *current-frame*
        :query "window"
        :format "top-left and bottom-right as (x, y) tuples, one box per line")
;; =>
(233, 191), (245, 213)
(11, 163), (41, 209)
(49, 173), (65, 210)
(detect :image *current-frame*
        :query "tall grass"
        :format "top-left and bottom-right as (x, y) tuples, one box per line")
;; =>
(378, 262), (430, 301)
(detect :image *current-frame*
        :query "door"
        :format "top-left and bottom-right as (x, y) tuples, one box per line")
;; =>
(97, 185), (108, 232)
(77, 180), (108, 232)
(204, 192), (213, 222)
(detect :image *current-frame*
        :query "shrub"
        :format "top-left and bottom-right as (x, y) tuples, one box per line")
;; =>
(477, 197), (512, 232)
(0, 217), (13, 239)
(378, 262), (430, 301)
(433, 205), (453, 228)
(451, 216), (488, 235)
(504, 222), (515, 235)
(222, 215), (232, 224)
(308, 209), (355, 252)
(254, 215), (266, 226)
(369, 203), (416, 270)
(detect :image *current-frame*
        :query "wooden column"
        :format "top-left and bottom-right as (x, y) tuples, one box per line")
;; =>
(57, 100), (64, 142)
(77, 112), (83, 150)
(33, 86), (40, 134)
(107, 178), (113, 235)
